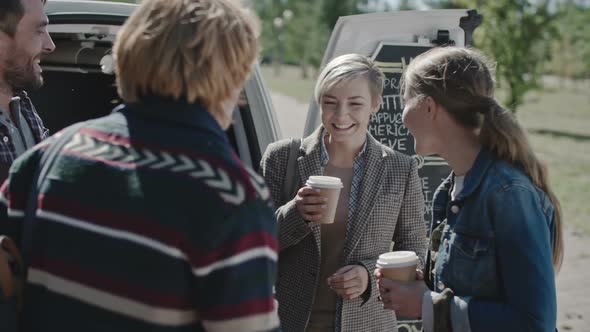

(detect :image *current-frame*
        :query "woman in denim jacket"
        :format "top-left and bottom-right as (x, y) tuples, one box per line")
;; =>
(376, 47), (563, 332)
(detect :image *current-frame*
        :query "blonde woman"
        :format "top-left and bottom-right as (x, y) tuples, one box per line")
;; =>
(0, 0), (280, 331)
(260, 54), (427, 331)
(376, 47), (563, 332)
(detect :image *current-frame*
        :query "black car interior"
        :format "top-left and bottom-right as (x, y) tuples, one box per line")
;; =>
(28, 27), (256, 168)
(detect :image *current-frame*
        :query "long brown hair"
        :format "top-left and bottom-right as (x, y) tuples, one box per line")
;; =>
(402, 47), (563, 271)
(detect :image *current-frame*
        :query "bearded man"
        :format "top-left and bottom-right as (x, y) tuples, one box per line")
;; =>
(0, 0), (54, 182)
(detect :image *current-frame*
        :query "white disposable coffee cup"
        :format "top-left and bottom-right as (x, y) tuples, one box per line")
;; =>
(376, 251), (418, 281)
(305, 176), (343, 224)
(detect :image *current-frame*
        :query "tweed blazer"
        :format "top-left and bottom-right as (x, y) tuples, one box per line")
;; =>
(260, 127), (427, 332)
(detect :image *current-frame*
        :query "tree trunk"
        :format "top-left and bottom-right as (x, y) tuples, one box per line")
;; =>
(272, 51), (281, 77)
(301, 47), (309, 79)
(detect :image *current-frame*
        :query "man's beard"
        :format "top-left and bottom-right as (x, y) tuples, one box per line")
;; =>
(3, 56), (43, 92)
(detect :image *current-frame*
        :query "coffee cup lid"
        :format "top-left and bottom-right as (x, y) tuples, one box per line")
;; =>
(306, 176), (343, 189)
(376, 251), (418, 269)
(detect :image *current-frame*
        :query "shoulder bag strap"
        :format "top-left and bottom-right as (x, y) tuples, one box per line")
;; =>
(281, 138), (301, 205)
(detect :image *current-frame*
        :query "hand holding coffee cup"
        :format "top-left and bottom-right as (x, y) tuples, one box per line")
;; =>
(374, 251), (427, 318)
(295, 176), (343, 223)
(375, 251), (418, 281)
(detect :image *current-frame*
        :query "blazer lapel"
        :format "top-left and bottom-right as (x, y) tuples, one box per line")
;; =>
(297, 127), (325, 253)
(343, 135), (386, 261)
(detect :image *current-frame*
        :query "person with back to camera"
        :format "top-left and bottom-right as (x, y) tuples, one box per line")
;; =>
(0, 0), (281, 331)
(259, 53), (427, 331)
(375, 46), (563, 332)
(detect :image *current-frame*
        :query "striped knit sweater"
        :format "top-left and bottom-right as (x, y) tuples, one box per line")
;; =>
(0, 98), (280, 332)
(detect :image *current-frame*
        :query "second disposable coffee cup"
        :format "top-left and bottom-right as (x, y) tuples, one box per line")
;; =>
(306, 175), (343, 224)
(376, 251), (418, 281)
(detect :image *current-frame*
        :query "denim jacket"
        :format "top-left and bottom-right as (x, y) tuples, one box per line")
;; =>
(426, 149), (557, 332)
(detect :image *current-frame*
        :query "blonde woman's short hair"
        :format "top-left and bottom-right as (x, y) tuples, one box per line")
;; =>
(114, 0), (259, 114)
(314, 54), (384, 106)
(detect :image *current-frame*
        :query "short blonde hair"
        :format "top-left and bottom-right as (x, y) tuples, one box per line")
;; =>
(114, 0), (259, 114)
(314, 53), (384, 106)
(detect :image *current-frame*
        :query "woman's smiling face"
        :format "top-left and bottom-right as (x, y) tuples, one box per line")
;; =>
(320, 76), (378, 146)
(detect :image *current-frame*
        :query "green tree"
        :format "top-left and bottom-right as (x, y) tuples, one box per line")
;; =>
(254, 0), (397, 77)
(470, 0), (558, 112)
(252, 0), (289, 75)
(321, 0), (366, 29)
(397, 0), (417, 10)
(424, 0), (464, 9)
(283, 0), (329, 78)
(550, 1), (590, 79)
(320, 0), (395, 28)
(426, 0), (558, 113)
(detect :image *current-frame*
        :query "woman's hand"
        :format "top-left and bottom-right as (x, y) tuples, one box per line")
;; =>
(375, 268), (429, 318)
(295, 186), (327, 222)
(327, 265), (369, 300)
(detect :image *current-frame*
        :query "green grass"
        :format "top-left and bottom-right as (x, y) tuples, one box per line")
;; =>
(263, 64), (590, 234)
(516, 86), (590, 234)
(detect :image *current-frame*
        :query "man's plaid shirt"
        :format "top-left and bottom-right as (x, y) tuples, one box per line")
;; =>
(0, 91), (48, 180)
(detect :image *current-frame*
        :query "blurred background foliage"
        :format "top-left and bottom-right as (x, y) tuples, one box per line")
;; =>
(252, 0), (590, 113)
(106, 0), (590, 113)
(88, 0), (590, 242)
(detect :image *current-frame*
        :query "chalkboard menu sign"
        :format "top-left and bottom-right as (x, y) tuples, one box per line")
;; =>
(370, 43), (451, 229)
(369, 41), (451, 332)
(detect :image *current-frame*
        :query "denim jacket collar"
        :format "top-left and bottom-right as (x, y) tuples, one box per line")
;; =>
(454, 149), (495, 201)
(432, 149), (495, 225)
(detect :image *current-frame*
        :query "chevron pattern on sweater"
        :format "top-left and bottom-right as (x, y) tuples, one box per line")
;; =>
(244, 167), (270, 202)
(64, 133), (247, 205)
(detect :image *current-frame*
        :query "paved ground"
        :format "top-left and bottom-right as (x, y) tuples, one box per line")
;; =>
(270, 91), (590, 331)
(270, 92), (310, 139)
(556, 229), (590, 331)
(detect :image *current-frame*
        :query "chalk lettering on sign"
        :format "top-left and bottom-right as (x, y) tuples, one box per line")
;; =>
(383, 76), (401, 90)
(381, 94), (402, 111)
(420, 177), (430, 190)
(424, 200), (433, 216)
(397, 321), (422, 332)
(371, 111), (404, 125)
(422, 188), (433, 208)
(368, 124), (409, 137)
(372, 44), (451, 227)
(377, 137), (408, 151)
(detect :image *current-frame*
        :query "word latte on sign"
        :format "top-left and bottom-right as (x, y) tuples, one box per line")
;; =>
(382, 94), (403, 111)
